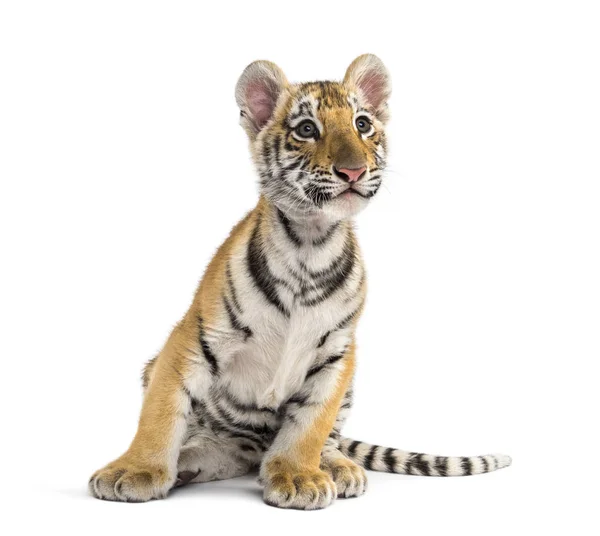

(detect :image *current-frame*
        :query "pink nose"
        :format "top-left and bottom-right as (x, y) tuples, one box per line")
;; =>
(335, 166), (367, 183)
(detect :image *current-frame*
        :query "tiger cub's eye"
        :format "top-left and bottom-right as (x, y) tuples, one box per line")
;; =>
(355, 116), (372, 134)
(295, 120), (318, 139)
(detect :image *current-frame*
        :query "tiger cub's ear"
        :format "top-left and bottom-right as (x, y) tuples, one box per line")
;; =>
(344, 54), (391, 123)
(235, 60), (289, 139)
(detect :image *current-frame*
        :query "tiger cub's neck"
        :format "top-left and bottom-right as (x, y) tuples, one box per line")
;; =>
(257, 196), (355, 268)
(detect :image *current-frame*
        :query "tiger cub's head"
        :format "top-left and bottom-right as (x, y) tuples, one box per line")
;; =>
(236, 55), (390, 222)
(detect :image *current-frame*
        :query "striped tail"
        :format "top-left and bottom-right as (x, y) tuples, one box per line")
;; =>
(340, 437), (511, 477)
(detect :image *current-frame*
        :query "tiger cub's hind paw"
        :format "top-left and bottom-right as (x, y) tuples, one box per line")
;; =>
(321, 454), (367, 499)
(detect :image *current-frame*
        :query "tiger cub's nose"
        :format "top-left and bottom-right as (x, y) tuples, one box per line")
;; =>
(334, 166), (367, 183)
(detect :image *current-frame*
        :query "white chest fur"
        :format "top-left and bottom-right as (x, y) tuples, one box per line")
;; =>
(212, 211), (363, 410)
(221, 305), (354, 410)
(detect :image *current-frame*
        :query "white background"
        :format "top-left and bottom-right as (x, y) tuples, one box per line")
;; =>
(1, 1), (599, 534)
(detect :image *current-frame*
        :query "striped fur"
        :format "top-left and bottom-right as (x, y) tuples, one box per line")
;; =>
(339, 438), (511, 476)
(89, 56), (511, 510)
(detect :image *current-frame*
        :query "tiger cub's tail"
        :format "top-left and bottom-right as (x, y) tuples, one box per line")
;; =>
(340, 437), (511, 476)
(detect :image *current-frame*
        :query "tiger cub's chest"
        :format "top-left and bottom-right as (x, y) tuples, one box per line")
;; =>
(216, 217), (364, 410)
(221, 306), (353, 411)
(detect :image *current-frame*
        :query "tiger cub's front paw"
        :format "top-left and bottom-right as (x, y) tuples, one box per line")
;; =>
(89, 457), (173, 502)
(262, 459), (337, 510)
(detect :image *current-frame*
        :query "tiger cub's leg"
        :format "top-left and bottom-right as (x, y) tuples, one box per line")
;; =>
(174, 433), (257, 488)
(89, 321), (214, 502)
(319, 386), (367, 499)
(260, 344), (356, 510)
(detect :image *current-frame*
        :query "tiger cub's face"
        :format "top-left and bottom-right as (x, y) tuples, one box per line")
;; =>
(236, 55), (391, 222)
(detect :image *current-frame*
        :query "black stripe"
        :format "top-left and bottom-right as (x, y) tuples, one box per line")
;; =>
(312, 222), (340, 247)
(338, 306), (361, 329)
(404, 454), (413, 475)
(284, 140), (302, 152)
(258, 170), (269, 187)
(329, 430), (341, 441)
(261, 142), (271, 166)
(223, 296), (252, 340)
(246, 215), (290, 317)
(404, 453), (429, 476)
(301, 233), (356, 306)
(269, 256), (305, 288)
(383, 448), (396, 472)
(215, 399), (276, 437)
(414, 453), (431, 476)
(277, 209), (302, 247)
(306, 352), (345, 379)
(204, 401), (270, 447)
(363, 445), (378, 470)
(181, 383), (193, 399)
(461, 457), (473, 476)
(193, 401), (231, 437)
(197, 317), (218, 375)
(480, 456), (489, 473)
(351, 185), (380, 199)
(435, 456), (448, 476)
(271, 134), (281, 168)
(285, 393), (310, 406)
(299, 259), (354, 301)
(285, 392), (319, 411)
(288, 102), (315, 123)
(317, 306), (360, 349)
(281, 157), (303, 172)
(312, 178), (338, 187)
(298, 253), (345, 279)
(317, 331), (331, 348)
(284, 412), (299, 425)
(303, 183), (334, 207)
(221, 389), (277, 416)
(215, 424), (267, 447)
(141, 356), (157, 388)
(347, 440), (361, 457)
(226, 263), (243, 313)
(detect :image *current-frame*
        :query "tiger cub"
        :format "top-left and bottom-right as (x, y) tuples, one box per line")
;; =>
(89, 55), (511, 510)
